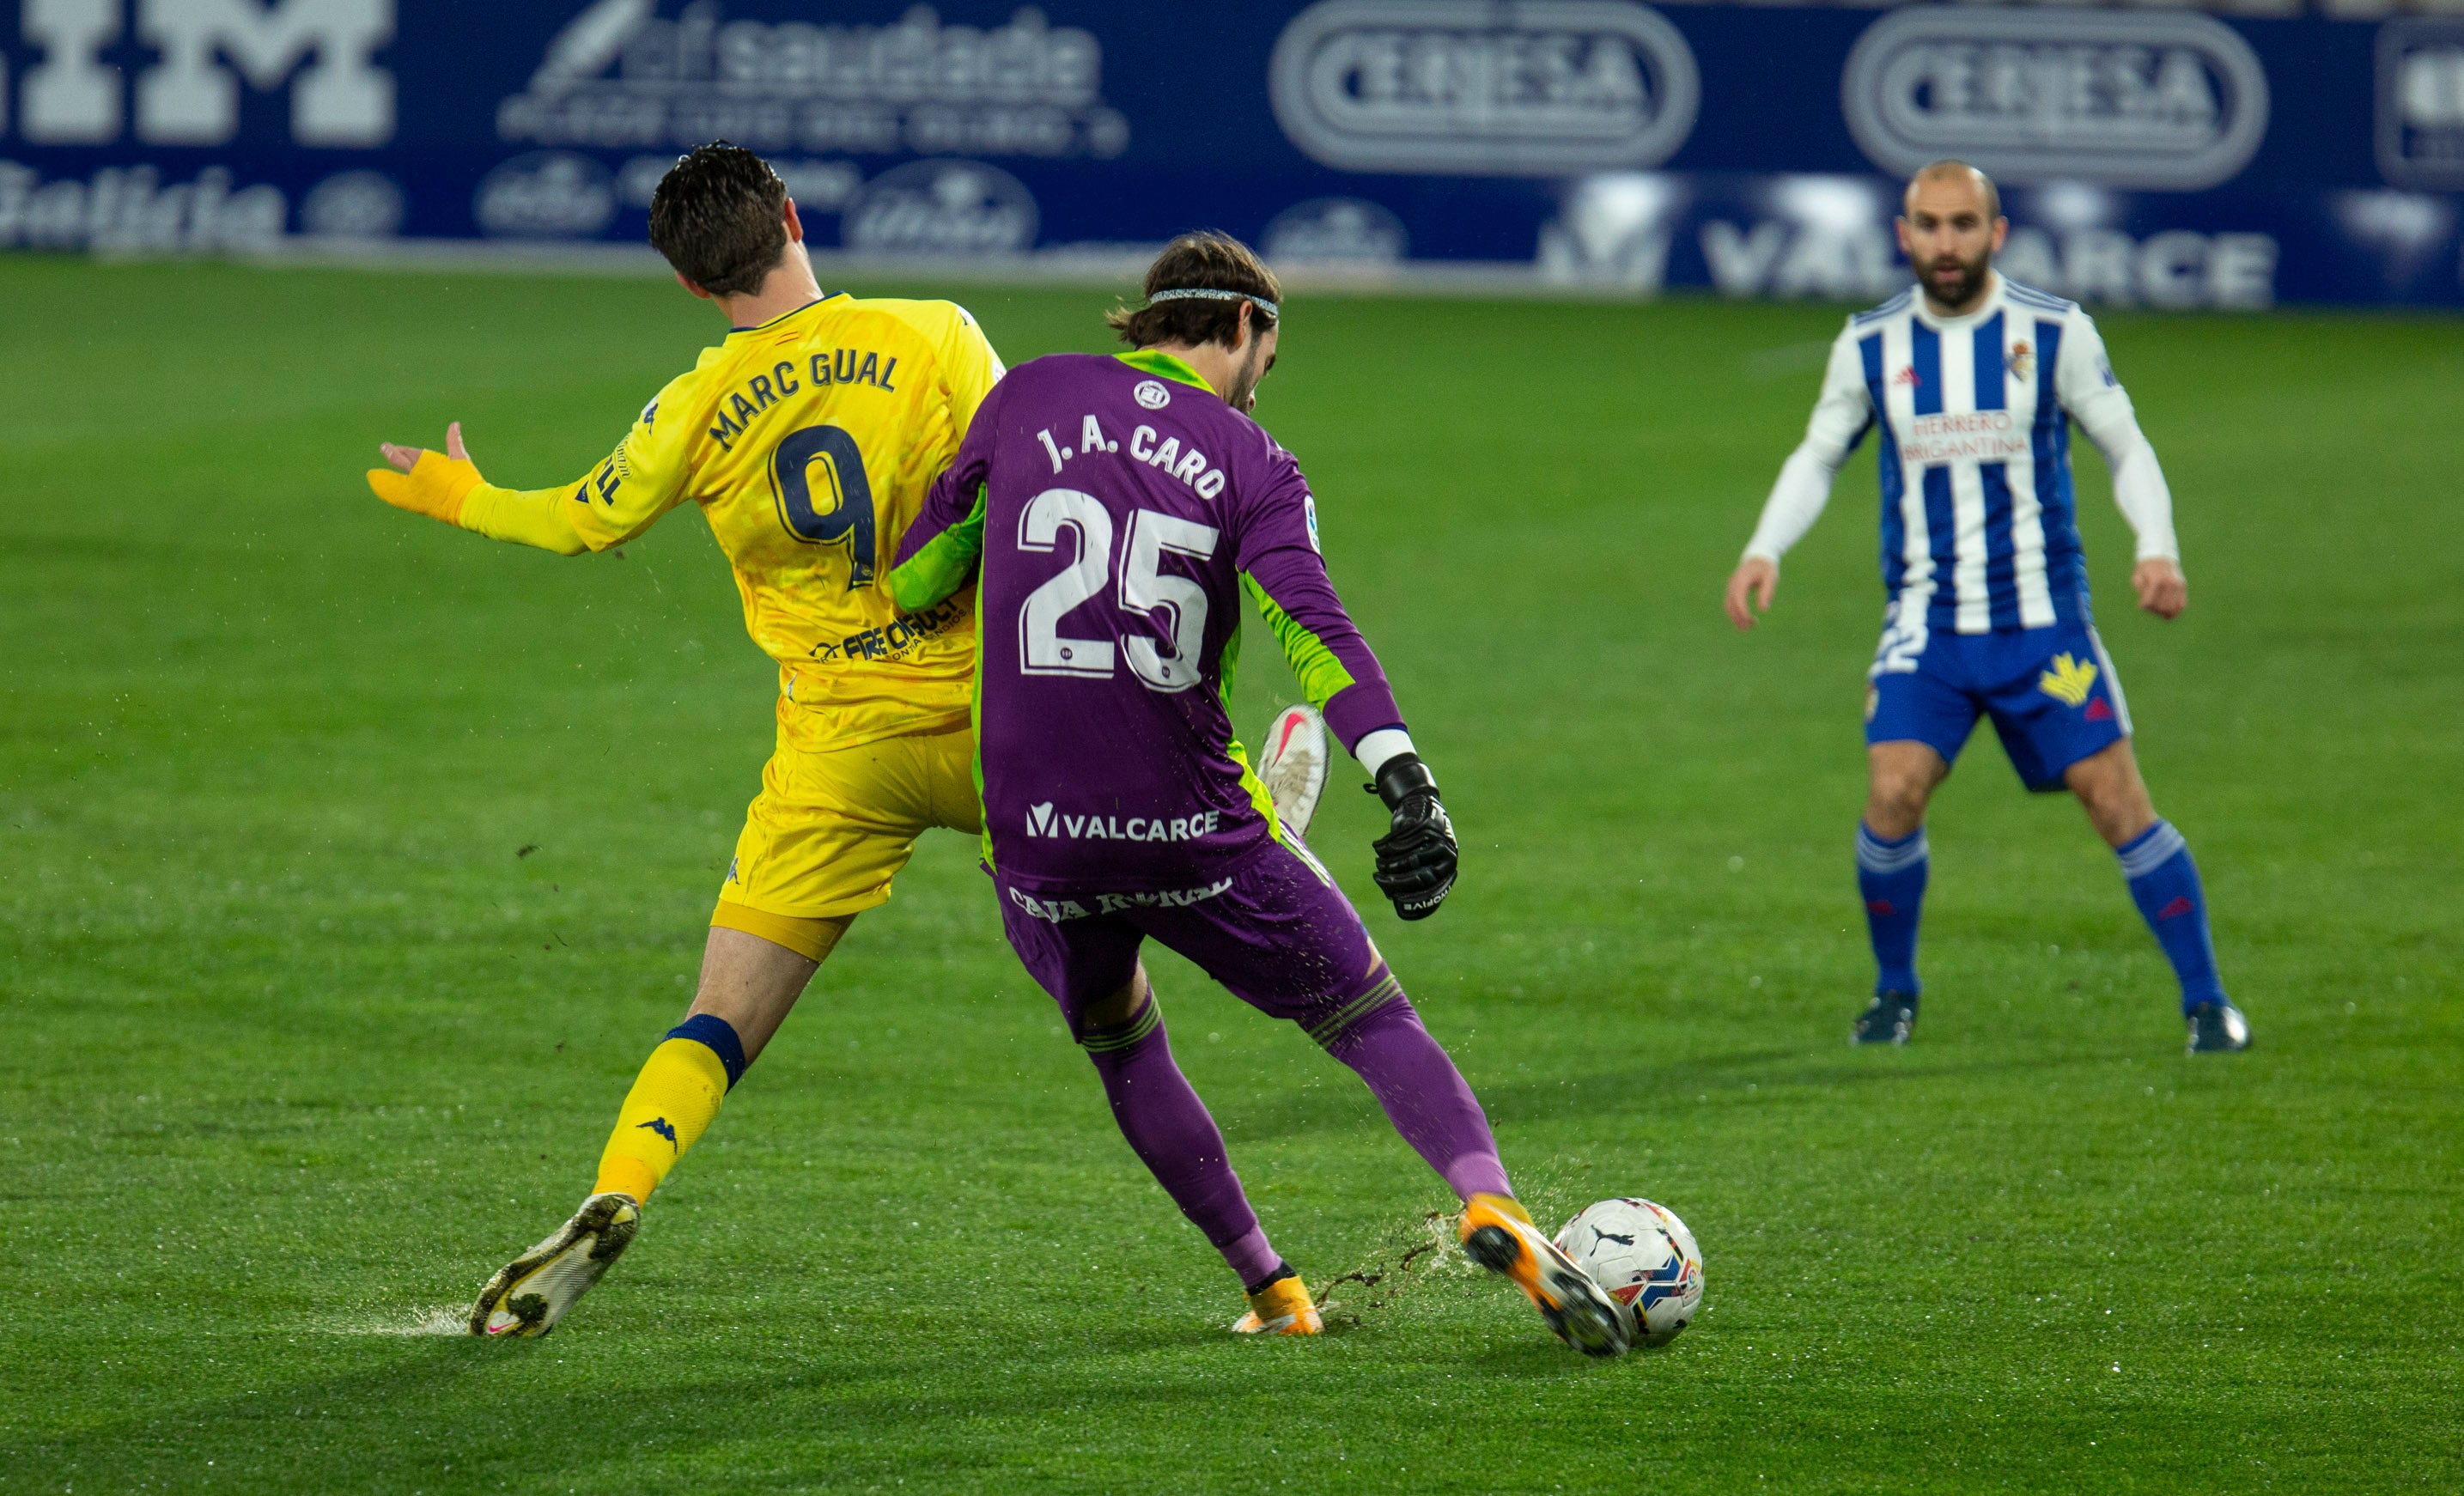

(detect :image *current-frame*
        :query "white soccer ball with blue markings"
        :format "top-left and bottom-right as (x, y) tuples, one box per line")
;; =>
(1554, 1198), (1704, 1346)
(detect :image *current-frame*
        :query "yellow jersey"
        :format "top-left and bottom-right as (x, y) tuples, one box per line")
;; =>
(459, 294), (1003, 751)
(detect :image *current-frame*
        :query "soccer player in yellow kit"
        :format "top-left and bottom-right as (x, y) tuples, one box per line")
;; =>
(364, 143), (1003, 1336)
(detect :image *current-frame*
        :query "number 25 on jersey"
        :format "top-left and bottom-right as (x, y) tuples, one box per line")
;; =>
(1017, 487), (1216, 693)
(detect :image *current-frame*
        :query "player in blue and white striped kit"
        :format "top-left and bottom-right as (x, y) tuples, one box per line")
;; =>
(1725, 161), (2250, 1055)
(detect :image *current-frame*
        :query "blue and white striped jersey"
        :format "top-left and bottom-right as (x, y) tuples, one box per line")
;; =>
(1744, 273), (2177, 636)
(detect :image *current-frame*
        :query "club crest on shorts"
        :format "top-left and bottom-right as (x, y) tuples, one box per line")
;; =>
(2038, 652), (2099, 707)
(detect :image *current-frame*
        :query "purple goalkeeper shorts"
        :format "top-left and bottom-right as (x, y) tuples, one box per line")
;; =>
(995, 839), (1397, 1043)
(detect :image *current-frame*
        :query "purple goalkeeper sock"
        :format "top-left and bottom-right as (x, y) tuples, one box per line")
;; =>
(1318, 990), (1512, 1201)
(1080, 997), (1281, 1286)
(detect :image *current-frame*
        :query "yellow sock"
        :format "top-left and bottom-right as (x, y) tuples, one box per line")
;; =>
(593, 1016), (745, 1204)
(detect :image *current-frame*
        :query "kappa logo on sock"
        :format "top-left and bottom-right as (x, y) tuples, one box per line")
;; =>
(2156, 896), (2195, 921)
(636, 1117), (678, 1146)
(1867, 899), (1896, 916)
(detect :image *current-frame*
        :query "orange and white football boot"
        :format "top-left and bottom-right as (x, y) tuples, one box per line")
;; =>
(1459, 1193), (1631, 1357)
(1230, 1270), (1323, 1336)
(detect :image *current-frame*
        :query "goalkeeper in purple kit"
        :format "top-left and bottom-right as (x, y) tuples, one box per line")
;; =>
(887, 233), (1628, 1354)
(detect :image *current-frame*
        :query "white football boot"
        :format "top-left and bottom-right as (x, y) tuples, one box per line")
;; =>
(1258, 703), (1329, 842)
(469, 1192), (641, 1338)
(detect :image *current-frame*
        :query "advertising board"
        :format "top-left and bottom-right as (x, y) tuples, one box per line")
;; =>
(0, 0), (2455, 307)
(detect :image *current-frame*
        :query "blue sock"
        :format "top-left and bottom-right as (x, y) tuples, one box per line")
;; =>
(1856, 824), (1928, 996)
(2115, 820), (2227, 1013)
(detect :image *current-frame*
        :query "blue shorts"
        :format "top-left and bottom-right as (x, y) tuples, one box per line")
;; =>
(1865, 611), (2131, 792)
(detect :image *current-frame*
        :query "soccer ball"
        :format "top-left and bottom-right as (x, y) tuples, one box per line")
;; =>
(1554, 1198), (1704, 1346)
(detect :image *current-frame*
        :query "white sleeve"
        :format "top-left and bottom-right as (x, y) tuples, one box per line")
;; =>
(2057, 311), (2179, 563)
(1743, 325), (1875, 563)
(1353, 727), (1415, 777)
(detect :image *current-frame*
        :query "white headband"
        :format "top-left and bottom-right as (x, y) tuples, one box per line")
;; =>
(1147, 287), (1279, 318)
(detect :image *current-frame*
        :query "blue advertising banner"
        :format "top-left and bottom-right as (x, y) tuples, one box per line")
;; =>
(1, 0), (2458, 307)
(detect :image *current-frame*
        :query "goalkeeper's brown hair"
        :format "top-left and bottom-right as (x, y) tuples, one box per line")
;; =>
(648, 143), (789, 299)
(1108, 232), (1281, 350)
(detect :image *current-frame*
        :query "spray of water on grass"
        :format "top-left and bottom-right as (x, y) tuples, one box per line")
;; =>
(325, 1305), (469, 1335)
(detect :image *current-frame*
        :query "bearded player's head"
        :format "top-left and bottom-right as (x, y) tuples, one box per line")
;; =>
(1897, 161), (2006, 316)
(1107, 232), (1282, 412)
(648, 142), (810, 305)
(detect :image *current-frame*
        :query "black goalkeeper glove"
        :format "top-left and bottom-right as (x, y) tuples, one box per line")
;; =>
(1367, 752), (1457, 921)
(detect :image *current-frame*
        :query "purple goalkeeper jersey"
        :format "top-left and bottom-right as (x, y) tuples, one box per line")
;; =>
(889, 350), (1405, 893)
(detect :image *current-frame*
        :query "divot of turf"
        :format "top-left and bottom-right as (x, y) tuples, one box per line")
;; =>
(1316, 1211), (1469, 1330)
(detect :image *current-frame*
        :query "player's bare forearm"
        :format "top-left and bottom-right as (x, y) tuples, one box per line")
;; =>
(2132, 557), (2187, 620)
(1725, 556), (1778, 630)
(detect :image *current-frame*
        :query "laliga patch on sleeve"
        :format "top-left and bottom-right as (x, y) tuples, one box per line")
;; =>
(1305, 495), (1321, 553)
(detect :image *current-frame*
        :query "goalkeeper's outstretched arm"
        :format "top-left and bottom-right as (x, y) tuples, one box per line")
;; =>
(1237, 474), (1457, 920)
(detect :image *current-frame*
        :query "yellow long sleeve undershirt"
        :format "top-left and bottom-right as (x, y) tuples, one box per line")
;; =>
(457, 483), (593, 556)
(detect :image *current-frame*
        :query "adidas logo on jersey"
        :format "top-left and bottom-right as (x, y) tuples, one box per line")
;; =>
(2038, 653), (2099, 707)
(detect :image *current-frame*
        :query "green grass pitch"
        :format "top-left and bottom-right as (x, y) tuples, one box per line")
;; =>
(3, 257), (2459, 1493)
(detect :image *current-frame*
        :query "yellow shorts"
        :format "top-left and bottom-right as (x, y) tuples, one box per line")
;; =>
(715, 726), (981, 926)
